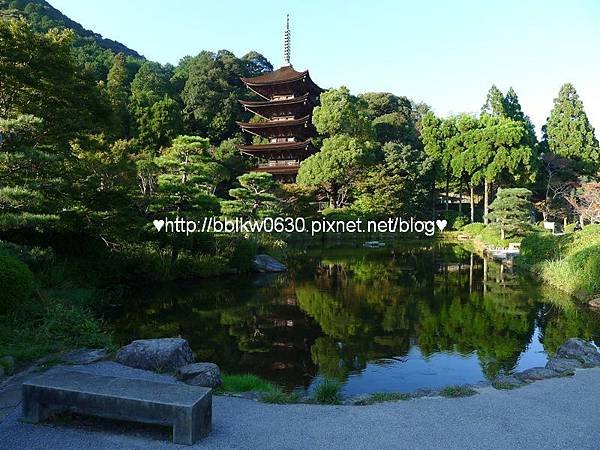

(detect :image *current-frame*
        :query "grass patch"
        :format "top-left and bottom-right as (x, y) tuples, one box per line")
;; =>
(219, 374), (275, 393)
(440, 385), (478, 397)
(491, 381), (520, 390)
(0, 290), (112, 362)
(355, 392), (409, 405)
(259, 386), (300, 404)
(312, 378), (342, 404)
(520, 224), (600, 299)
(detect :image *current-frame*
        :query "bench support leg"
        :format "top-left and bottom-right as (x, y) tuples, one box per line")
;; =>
(173, 413), (195, 446)
(22, 399), (49, 424)
(173, 402), (211, 445)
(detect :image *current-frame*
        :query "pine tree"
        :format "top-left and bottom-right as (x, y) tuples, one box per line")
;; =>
(481, 85), (506, 117)
(542, 83), (600, 175)
(504, 87), (537, 145)
(487, 188), (532, 239)
(221, 172), (279, 219)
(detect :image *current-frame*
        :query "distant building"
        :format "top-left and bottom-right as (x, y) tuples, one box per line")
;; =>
(237, 16), (324, 183)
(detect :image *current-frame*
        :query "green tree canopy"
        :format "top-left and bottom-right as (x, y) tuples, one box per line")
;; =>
(312, 87), (372, 140)
(353, 142), (432, 217)
(153, 135), (223, 216)
(221, 172), (279, 218)
(487, 188), (532, 239)
(0, 18), (109, 141)
(541, 83), (599, 175)
(180, 50), (271, 143)
(297, 134), (375, 208)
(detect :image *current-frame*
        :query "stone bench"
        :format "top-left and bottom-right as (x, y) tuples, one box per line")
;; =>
(21, 370), (212, 445)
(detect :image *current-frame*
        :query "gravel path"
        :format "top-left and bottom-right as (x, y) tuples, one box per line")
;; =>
(1, 362), (599, 449)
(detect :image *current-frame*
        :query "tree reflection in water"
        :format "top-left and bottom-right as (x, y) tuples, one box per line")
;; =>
(104, 243), (600, 393)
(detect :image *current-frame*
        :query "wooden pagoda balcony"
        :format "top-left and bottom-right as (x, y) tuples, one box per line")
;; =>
(255, 160), (300, 174)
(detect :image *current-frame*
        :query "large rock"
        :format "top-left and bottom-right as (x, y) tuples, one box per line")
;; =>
(115, 338), (193, 373)
(176, 362), (222, 388)
(514, 367), (561, 382)
(556, 338), (600, 367)
(252, 254), (287, 273)
(546, 357), (583, 373)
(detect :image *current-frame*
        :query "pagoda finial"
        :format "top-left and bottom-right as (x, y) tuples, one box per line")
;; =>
(283, 14), (291, 66)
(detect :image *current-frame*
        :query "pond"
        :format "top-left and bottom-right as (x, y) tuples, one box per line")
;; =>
(104, 242), (600, 396)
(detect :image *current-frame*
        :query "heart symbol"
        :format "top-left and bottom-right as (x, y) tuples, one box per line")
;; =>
(435, 219), (448, 232)
(153, 219), (165, 232)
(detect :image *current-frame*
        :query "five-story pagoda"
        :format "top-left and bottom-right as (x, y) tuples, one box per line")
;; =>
(237, 16), (324, 183)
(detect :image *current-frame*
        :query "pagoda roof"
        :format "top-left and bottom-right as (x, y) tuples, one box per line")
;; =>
(236, 115), (311, 129)
(240, 93), (311, 108)
(241, 65), (323, 92)
(238, 140), (313, 153)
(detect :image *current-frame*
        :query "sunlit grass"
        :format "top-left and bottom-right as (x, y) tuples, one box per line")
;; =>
(260, 386), (300, 404)
(312, 378), (342, 404)
(355, 392), (409, 405)
(219, 374), (275, 393)
(440, 385), (478, 397)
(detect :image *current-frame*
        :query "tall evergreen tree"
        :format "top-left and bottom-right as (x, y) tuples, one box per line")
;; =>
(106, 53), (130, 137)
(481, 85), (506, 117)
(504, 87), (537, 145)
(541, 83), (599, 175)
(129, 61), (180, 149)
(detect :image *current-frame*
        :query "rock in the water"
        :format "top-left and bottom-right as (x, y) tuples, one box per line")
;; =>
(252, 254), (287, 273)
(115, 338), (193, 372)
(514, 367), (561, 382)
(589, 298), (600, 309)
(556, 338), (600, 367)
(0, 355), (15, 375)
(62, 349), (107, 365)
(176, 362), (222, 388)
(546, 357), (583, 373)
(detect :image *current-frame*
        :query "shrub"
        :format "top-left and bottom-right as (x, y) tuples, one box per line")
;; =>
(478, 224), (511, 247)
(461, 222), (486, 235)
(0, 255), (34, 314)
(526, 225), (600, 299)
(453, 215), (469, 230)
(519, 232), (567, 267)
(441, 211), (469, 230)
(39, 299), (111, 349)
(219, 374), (274, 393)
(564, 223), (577, 234)
(172, 254), (228, 279)
(312, 378), (342, 404)
(215, 235), (256, 273)
(0, 241), (55, 270)
(320, 208), (359, 221)
(0, 291), (112, 361)
(260, 387), (300, 404)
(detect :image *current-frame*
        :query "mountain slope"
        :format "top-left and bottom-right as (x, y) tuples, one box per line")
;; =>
(1, 0), (143, 58)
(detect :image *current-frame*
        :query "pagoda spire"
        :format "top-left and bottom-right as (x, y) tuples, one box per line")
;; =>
(283, 14), (291, 66)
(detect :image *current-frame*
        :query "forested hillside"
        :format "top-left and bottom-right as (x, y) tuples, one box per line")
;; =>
(0, 0), (143, 78)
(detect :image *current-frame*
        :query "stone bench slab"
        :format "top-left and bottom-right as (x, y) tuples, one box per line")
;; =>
(21, 370), (211, 445)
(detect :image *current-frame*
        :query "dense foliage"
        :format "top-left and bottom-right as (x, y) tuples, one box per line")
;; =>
(1, 3), (599, 363)
(0, 254), (33, 313)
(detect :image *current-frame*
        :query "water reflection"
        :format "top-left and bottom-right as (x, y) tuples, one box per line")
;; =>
(105, 243), (600, 394)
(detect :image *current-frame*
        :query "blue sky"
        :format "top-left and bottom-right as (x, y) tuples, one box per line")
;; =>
(49, 0), (600, 137)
